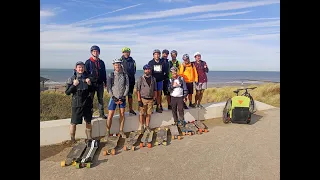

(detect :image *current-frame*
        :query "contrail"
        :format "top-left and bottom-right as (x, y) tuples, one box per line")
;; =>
(70, 3), (143, 26)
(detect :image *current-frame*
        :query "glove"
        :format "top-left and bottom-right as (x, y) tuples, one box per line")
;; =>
(112, 96), (119, 102)
(138, 101), (143, 107)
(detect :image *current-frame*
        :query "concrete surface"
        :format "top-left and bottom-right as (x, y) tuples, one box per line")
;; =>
(40, 101), (276, 146)
(40, 108), (280, 180)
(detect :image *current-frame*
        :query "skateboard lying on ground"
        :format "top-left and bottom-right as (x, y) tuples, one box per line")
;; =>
(76, 139), (100, 169)
(103, 134), (120, 156)
(140, 130), (154, 148)
(169, 125), (181, 140)
(123, 131), (140, 151)
(193, 120), (209, 133)
(180, 122), (199, 135)
(61, 140), (87, 167)
(154, 127), (168, 146)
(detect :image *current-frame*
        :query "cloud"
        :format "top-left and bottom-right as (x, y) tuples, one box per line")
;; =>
(185, 11), (252, 19)
(40, 10), (55, 17)
(159, 0), (192, 3)
(187, 17), (280, 21)
(76, 0), (279, 25)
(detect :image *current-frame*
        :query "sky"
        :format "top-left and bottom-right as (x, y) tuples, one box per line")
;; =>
(40, 0), (280, 71)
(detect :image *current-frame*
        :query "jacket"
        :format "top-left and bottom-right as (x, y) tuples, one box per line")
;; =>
(179, 62), (198, 83)
(121, 56), (136, 85)
(84, 58), (107, 85)
(136, 75), (157, 99)
(148, 58), (168, 82)
(65, 72), (93, 107)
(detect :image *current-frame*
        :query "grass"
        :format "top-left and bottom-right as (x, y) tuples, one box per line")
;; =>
(40, 83), (280, 121)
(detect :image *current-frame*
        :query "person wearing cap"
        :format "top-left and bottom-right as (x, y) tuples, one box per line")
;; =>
(120, 47), (137, 115)
(136, 64), (157, 133)
(105, 59), (129, 139)
(167, 50), (180, 109)
(161, 49), (170, 110)
(84, 45), (108, 119)
(179, 54), (198, 109)
(148, 49), (168, 113)
(193, 52), (209, 108)
(65, 61), (94, 144)
(168, 66), (188, 126)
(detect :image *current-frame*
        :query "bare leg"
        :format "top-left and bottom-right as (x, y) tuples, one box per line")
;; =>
(106, 110), (115, 131)
(195, 90), (201, 105)
(119, 108), (125, 131)
(85, 123), (92, 139)
(145, 114), (151, 127)
(188, 94), (193, 104)
(157, 91), (162, 107)
(70, 124), (76, 142)
(128, 97), (133, 111)
(199, 90), (205, 104)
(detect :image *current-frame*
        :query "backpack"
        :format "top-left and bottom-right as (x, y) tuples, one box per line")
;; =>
(169, 60), (180, 69)
(182, 62), (195, 72)
(109, 71), (127, 86)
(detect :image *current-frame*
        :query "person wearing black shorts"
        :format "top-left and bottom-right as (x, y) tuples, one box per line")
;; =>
(65, 61), (94, 143)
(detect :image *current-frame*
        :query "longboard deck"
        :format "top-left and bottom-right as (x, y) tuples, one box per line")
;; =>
(76, 139), (100, 169)
(154, 127), (168, 146)
(61, 141), (87, 167)
(194, 120), (209, 133)
(140, 130), (154, 148)
(186, 123), (200, 135)
(103, 135), (120, 156)
(180, 125), (194, 136)
(169, 125), (181, 140)
(123, 131), (140, 151)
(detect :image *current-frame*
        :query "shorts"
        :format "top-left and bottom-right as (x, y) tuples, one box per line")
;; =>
(108, 98), (126, 110)
(186, 83), (194, 95)
(128, 84), (134, 98)
(139, 98), (153, 115)
(71, 106), (93, 125)
(162, 80), (170, 95)
(195, 82), (207, 90)
(156, 81), (163, 91)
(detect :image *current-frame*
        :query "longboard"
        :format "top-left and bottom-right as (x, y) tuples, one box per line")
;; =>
(140, 130), (154, 148)
(154, 127), (168, 146)
(61, 140), (87, 167)
(169, 125), (181, 140)
(123, 131), (140, 151)
(193, 120), (209, 133)
(185, 122), (200, 135)
(103, 134), (120, 156)
(76, 139), (100, 169)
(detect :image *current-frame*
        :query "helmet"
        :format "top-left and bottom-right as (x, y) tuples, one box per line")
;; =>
(112, 58), (122, 64)
(162, 49), (169, 55)
(90, 45), (100, 53)
(153, 49), (161, 55)
(143, 64), (151, 70)
(75, 61), (85, 66)
(182, 54), (189, 60)
(171, 50), (177, 55)
(122, 47), (131, 53)
(170, 66), (178, 72)
(194, 52), (201, 57)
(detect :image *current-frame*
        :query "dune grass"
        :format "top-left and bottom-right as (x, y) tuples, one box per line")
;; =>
(40, 83), (280, 121)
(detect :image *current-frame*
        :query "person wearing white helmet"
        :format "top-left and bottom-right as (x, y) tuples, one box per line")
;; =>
(193, 52), (209, 109)
(104, 59), (129, 140)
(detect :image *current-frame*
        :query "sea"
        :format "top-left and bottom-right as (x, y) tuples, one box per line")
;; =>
(40, 69), (280, 87)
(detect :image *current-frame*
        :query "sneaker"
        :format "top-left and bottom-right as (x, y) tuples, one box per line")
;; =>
(129, 109), (136, 115)
(70, 137), (77, 145)
(145, 126), (151, 132)
(160, 105), (163, 111)
(189, 103), (196, 108)
(119, 131), (126, 138)
(156, 107), (162, 113)
(198, 104), (205, 109)
(168, 105), (172, 110)
(99, 114), (107, 119)
(104, 130), (110, 141)
(183, 103), (189, 109)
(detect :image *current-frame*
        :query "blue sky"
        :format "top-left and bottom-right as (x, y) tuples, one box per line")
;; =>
(40, 0), (280, 71)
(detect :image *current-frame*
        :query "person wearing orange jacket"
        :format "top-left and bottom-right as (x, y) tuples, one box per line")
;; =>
(179, 54), (198, 109)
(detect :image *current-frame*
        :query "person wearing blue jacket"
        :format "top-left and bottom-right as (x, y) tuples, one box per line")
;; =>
(120, 47), (137, 115)
(84, 45), (107, 119)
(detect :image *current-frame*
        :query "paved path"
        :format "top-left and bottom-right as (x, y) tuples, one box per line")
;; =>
(40, 108), (280, 180)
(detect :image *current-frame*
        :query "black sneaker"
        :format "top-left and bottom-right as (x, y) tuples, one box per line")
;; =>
(99, 114), (107, 119)
(156, 107), (162, 113)
(189, 103), (196, 108)
(183, 103), (189, 109)
(129, 109), (136, 115)
(168, 105), (172, 110)
(160, 105), (163, 111)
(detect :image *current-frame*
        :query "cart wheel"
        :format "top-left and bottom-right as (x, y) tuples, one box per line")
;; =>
(60, 161), (66, 167)
(147, 143), (152, 148)
(171, 136), (175, 140)
(123, 146), (127, 151)
(140, 142), (143, 148)
(132, 146), (135, 151)
(178, 136), (181, 140)
(103, 150), (107, 156)
(75, 163), (80, 169)
(111, 149), (116, 155)
(86, 163), (91, 168)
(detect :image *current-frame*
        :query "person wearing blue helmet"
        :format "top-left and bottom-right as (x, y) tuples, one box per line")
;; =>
(84, 45), (107, 119)
(136, 64), (157, 133)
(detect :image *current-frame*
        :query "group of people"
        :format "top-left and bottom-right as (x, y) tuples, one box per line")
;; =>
(65, 45), (209, 143)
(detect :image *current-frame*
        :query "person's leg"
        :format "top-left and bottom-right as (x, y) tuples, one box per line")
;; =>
(139, 105), (145, 134)
(70, 107), (83, 143)
(177, 97), (185, 125)
(119, 100), (127, 138)
(171, 97), (178, 125)
(167, 95), (171, 109)
(195, 90), (201, 105)
(198, 83), (207, 108)
(69, 124), (76, 143)
(156, 81), (163, 113)
(188, 83), (195, 107)
(97, 84), (107, 119)
(128, 84), (136, 115)
(84, 105), (93, 140)
(105, 99), (116, 140)
(145, 99), (153, 131)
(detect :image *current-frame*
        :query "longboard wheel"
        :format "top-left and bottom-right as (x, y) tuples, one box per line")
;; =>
(171, 136), (175, 140)
(123, 146), (127, 151)
(60, 161), (66, 167)
(140, 143), (143, 148)
(86, 163), (91, 168)
(111, 149), (116, 155)
(75, 163), (80, 169)
(72, 161), (77, 166)
(147, 143), (152, 148)
(165, 128), (168, 131)
(188, 132), (192, 136)
(163, 142), (167, 146)
(154, 141), (158, 146)
(204, 129), (208, 133)
(103, 150), (107, 156)
(199, 129), (203, 133)
(182, 132), (186, 136)
(178, 136), (181, 140)
(131, 146), (135, 151)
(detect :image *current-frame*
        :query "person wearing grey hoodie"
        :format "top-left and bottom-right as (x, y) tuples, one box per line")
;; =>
(105, 59), (129, 140)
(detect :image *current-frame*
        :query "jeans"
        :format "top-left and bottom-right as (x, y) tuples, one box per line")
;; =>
(91, 83), (105, 115)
